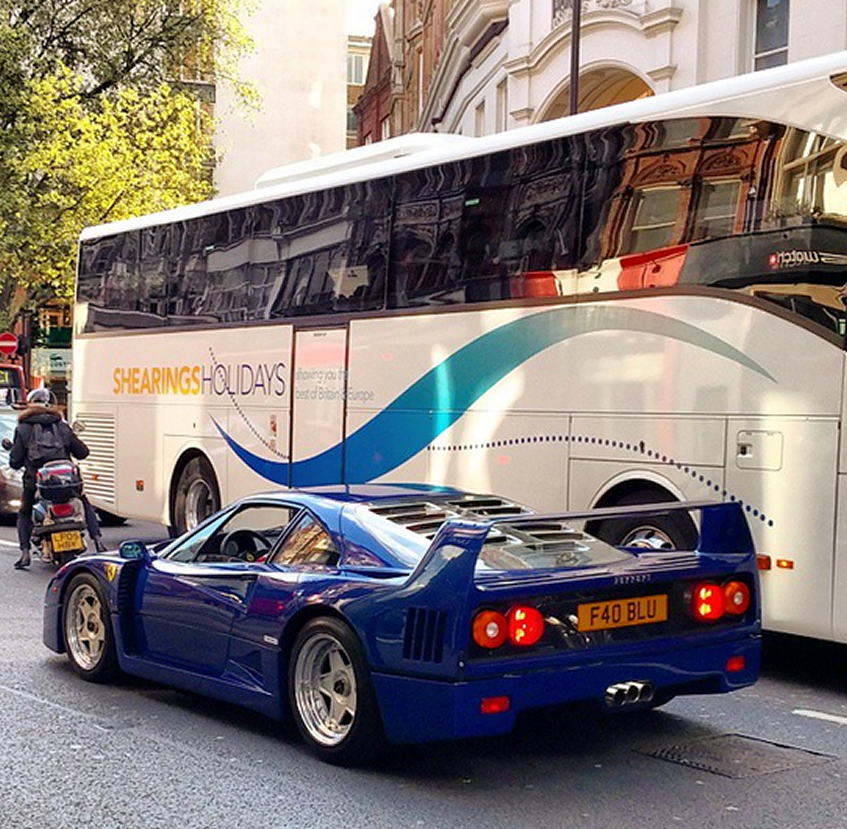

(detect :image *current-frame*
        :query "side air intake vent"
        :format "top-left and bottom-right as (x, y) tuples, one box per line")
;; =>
(403, 608), (447, 663)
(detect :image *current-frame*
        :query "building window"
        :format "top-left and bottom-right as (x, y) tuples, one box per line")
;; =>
(380, 117), (390, 141)
(347, 107), (357, 133)
(475, 101), (486, 137)
(347, 53), (368, 85)
(496, 79), (508, 133)
(754, 0), (789, 71)
(417, 50), (424, 116)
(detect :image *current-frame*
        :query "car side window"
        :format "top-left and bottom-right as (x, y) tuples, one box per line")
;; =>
(165, 503), (299, 563)
(269, 512), (340, 567)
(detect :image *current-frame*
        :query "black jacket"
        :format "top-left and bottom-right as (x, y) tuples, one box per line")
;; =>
(9, 405), (90, 474)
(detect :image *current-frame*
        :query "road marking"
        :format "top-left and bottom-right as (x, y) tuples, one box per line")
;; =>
(0, 539), (19, 548)
(793, 708), (847, 726)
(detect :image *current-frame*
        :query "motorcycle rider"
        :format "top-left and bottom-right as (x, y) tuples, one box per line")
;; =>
(8, 388), (105, 569)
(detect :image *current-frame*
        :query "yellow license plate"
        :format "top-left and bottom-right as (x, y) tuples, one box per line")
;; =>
(577, 594), (668, 632)
(52, 530), (84, 553)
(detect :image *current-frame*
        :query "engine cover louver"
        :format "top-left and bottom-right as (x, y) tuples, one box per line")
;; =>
(403, 607), (447, 663)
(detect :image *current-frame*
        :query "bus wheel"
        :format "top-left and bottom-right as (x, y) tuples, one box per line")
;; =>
(590, 489), (698, 551)
(173, 456), (220, 534)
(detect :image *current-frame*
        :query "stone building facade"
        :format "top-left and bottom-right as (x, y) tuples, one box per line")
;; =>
(214, 0), (348, 196)
(356, 0), (847, 141)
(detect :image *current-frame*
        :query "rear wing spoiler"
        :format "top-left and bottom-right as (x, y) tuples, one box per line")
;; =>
(404, 500), (755, 594)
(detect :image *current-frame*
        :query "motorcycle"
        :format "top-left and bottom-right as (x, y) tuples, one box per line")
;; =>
(1, 437), (91, 566)
(31, 459), (90, 566)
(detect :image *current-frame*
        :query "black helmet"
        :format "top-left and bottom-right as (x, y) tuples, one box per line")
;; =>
(26, 388), (51, 406)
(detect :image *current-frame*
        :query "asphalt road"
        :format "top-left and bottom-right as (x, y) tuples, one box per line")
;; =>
(0, 518), (846, 829)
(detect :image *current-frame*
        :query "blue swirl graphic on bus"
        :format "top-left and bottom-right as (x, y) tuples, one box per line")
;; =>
(213, 305), (775, 486)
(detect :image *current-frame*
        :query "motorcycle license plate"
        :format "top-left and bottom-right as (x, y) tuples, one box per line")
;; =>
(52, 530), (84, 553)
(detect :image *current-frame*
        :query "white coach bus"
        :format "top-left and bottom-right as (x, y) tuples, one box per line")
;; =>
(74, 52), (847, 643)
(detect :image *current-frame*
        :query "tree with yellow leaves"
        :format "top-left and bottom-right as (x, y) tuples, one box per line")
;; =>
(0, 0), (254, 328)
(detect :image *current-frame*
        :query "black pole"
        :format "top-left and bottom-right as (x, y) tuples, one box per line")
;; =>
(569, 0), (581, 115)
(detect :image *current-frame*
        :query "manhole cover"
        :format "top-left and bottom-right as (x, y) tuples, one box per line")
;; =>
(636, 733), (834, 778)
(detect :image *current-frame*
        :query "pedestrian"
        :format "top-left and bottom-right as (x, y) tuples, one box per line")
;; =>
(8, 388), (105, 569)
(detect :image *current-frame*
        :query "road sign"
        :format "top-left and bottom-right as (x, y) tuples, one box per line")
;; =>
(0, 332), (17, 357)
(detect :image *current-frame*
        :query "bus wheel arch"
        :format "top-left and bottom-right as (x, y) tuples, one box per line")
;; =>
(586, 480), (698, 551)
(170, 452), (221, 535)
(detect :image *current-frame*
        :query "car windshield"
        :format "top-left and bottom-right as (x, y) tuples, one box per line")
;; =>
(163, 501), (300, 563)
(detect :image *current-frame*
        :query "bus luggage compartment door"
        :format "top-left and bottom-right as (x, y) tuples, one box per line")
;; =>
(725, 417), (837, 640)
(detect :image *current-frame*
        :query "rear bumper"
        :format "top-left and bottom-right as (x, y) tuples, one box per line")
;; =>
(372, 633), (760, 744)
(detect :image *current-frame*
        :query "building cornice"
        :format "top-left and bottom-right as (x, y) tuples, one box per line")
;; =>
(647, 64), (677, 83)
(447, 0), (510, 48)
(641, 5), (683, 38)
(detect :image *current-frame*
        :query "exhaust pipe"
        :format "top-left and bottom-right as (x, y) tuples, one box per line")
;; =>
(604, 680), (655, 708)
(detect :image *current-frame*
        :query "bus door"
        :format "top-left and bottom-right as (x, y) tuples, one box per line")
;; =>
(290, 328), (348, 487)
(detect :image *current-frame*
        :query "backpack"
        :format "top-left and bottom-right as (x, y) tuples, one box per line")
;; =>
(27, 422), (68, 466)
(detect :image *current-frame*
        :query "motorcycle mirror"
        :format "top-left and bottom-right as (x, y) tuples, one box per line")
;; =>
(71, 420), (86, 434)
(1, 437), (11, 451)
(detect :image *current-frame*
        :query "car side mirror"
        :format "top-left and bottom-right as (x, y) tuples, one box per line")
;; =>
(119, 540), (150, 561)
(1, 437), (11, 451)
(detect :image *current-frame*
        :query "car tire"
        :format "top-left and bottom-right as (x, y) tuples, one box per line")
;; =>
(288, 617), (383, 766)
(63, 573), (119, 682)
(172, 456), (220, 534)
(590, 489), (698, 551)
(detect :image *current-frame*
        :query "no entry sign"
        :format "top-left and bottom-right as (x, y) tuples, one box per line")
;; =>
(0, 332), (18, 357)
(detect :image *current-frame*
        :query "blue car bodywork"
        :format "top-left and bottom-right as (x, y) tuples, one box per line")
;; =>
(44, 485), (760, 764)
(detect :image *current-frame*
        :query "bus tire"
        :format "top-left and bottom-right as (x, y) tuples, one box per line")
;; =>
(590, 488), (698, 551)
(172, 456), (220, 534)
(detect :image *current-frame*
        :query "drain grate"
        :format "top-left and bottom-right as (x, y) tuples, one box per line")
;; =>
(636, 733), (834, 778)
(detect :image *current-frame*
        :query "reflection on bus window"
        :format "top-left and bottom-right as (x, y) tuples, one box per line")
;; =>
(77, 115), (847, 344)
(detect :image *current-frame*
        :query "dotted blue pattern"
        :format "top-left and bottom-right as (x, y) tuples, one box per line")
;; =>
(429, 432), (775, 527)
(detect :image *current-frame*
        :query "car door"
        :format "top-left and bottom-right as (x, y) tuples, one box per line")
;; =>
(226, 510), (344, 683)
(134, 501), (299, 675)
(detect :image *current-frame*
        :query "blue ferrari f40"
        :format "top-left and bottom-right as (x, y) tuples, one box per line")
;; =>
(44, 486), (761, 765)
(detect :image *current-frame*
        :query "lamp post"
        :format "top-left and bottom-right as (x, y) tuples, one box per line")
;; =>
(569, 0), (581, 115)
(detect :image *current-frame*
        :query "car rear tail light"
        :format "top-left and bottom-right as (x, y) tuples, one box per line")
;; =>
(50, 503), (74, 518)
(507, 605), (544, 646)
(472, 610), (508, 649)
(723, 581), (751, 615)
(691, 582), (725, 622)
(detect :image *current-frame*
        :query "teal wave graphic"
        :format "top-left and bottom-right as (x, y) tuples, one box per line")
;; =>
(214, 305), (774, 486)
